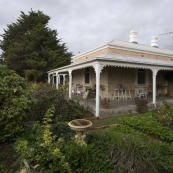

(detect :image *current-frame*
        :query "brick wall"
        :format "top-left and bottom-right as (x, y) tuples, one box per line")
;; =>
(73, 47), (173, 63)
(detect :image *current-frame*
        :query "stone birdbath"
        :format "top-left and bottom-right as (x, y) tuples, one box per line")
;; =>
(68, 119), (92, 140)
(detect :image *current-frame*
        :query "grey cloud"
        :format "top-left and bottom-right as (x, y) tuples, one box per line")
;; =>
(0, 0), (173, 55)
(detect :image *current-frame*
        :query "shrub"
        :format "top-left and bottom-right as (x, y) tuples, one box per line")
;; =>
(0, 65), (35, 142)
(61, 139), (113, 173)
(32, 86), (87, 122)
(158, 100), (173, 128)
(157, 143), (173, 173)
(134, 97), (148, 113)
(15, 106), (113, 173)
(15, 106), (71, 173)
(28, 82), (51, 91)
(50, 122), (75, 140)
(86, 127), (160, 173)
(58, 84), (68, 93)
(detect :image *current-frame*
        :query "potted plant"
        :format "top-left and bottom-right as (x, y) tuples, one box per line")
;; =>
(101, 98), (111, 109)
(164, 71), (173, 96)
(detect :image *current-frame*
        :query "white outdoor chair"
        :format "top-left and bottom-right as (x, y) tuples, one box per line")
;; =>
(134, 88), (141, 98)
(125, 89), (132, 100)
(72, 87), (76, 95)
(134, 88), (148, 99)
(76, 87), (86, 96)
(140, 88), (148, 98)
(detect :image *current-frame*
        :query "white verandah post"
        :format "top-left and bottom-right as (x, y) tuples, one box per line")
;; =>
(152, 69), (158, 107)
(56, 72), (59, 89)
(58, 75), (61, 85)
(68, 70), (72, 99)
(52, 74), (55, 85)
(94, 63), (101, 117)
(63, 74), (66, 85)
(48, 74), (50, 83)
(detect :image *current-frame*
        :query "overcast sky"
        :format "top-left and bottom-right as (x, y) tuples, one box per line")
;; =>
(0, 0), (173, 55)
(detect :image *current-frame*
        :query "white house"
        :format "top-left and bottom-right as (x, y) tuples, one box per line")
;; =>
(48, 31), (173, 117)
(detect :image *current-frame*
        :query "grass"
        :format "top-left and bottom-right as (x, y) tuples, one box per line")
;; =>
(90, 113), (137, 127)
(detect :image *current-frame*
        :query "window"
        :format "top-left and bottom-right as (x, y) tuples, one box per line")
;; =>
(135, 69), (149, 86)
(137, 69), (146, 85)
(84, 67), (90, 84)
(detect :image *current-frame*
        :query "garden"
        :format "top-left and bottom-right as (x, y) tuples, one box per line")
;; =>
(1, 65), (173, 173)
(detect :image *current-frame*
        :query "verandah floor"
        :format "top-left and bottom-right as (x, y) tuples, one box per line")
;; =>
(70, 94), (173, 118)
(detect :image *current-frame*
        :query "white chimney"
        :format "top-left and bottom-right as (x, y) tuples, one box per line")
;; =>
(129, 30), (138, 43)
(151, 36), (158, 48)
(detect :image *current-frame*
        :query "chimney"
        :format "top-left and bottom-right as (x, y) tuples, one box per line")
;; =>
(151, 36), (158, 48)
(129, 30), (138, 43)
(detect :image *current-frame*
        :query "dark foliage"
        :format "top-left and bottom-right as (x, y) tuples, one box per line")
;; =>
(32, 86), (86, 122)
(50, 122), (75, 140)
(0, 10), (72, 82)
(134, 97), (148, 113)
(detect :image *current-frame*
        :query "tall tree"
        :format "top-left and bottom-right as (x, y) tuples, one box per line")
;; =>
(0, 10), (72, 82)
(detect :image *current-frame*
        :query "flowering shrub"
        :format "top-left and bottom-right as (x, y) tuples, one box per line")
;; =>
(158, 100), (173, 128)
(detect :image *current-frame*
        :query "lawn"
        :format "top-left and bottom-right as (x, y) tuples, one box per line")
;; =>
(90, 113), (137, 127)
